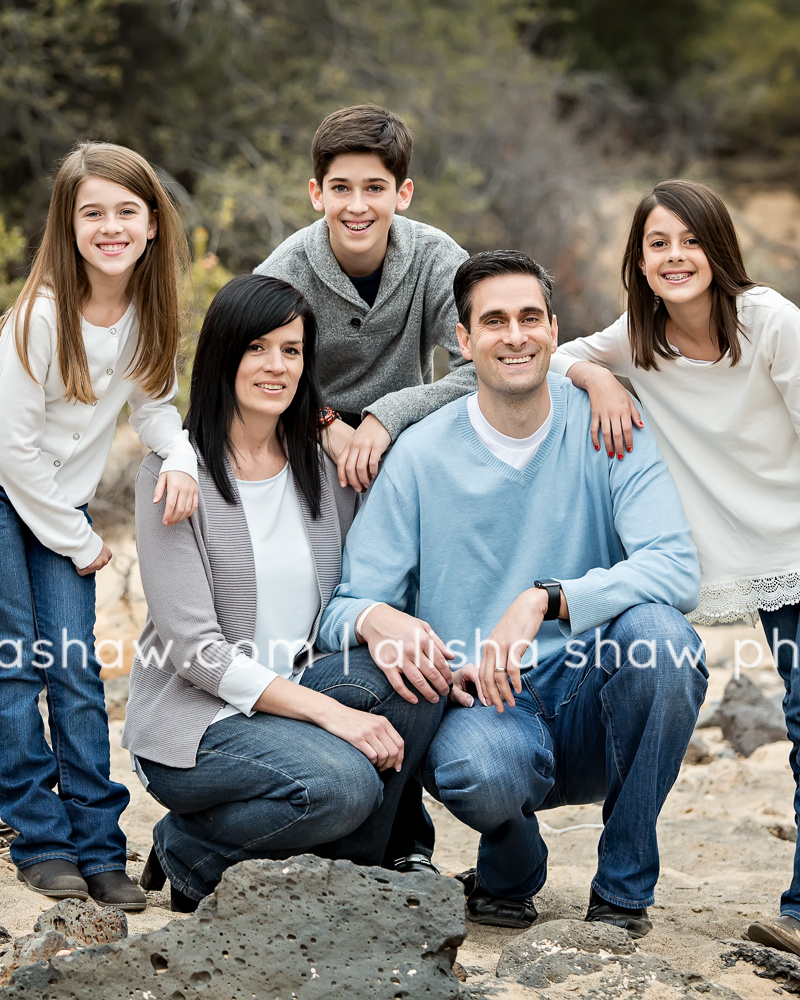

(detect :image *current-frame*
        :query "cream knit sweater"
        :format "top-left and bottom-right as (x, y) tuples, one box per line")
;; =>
(550, 286), (800, 625)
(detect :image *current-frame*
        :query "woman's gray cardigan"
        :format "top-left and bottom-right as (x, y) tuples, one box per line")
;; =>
(121, 450), (359, 769)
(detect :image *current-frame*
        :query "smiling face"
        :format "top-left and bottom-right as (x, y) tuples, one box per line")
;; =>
(456, 273), (558, 403)
(308, 152), (413, 277)
(640, 204), (714, 310)
(234, 316), (305, 425)
(72, 176), (157, 288)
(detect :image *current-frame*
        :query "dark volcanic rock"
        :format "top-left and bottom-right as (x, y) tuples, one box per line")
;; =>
(497, 918), (635, 986)
(722, 940), (800, 993)
(34, 899), (127, 947)
(497, 919), (742, 998)
(717, 674), (786, 756)
(0, 901), (128, 986)
(0, 932), (71, 986)
(0, 855), (465, 999)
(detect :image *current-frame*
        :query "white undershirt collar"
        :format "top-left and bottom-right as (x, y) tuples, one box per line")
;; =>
(467, 392), (553, 471)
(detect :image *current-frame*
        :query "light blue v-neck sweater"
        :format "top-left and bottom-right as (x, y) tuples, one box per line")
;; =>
(318, 374), (700, 664)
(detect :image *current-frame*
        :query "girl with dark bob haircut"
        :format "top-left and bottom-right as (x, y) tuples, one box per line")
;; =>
(550, 178), (800, 949)
(122, 273), (443, 911)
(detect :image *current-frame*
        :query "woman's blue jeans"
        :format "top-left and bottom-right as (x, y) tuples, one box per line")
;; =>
(139, 645), (445, 901)
(759, 602), (800, 920)
(423, 604), (708, 909)
(0, 487), (130, 874)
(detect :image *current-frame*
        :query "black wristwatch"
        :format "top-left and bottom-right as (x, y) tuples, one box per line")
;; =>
(534, 579), (562, 620)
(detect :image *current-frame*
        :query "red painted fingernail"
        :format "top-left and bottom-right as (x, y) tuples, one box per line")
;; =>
(638, 421), (644, 427)
(617, 453), (623, 460)
(594, 444), (600, 451)
(608, 451), (614, 457)
(627, 446), (632, 452)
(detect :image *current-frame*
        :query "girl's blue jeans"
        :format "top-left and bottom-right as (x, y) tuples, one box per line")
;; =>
(138, 645), (445, 901)
(0, 486), (129, 874)
(759, 602), (800, 920)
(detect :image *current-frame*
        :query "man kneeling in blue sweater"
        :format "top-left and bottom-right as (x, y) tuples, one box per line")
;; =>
(318, 250), (707, 938)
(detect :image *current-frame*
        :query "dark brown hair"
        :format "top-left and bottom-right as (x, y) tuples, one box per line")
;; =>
(185, 275), (324, 516)
(622, 179), (756, 369)
(311, 104), (413, 188)
(1, 141), (189, 404)
(454, 250), (554, 329)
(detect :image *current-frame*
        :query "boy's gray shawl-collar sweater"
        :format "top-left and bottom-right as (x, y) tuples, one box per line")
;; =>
(254, 215), (476, 440)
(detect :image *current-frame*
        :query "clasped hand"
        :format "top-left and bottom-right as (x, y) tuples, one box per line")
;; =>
(359, 604), (454, 704)
(322, 701), (405, 772)
(322, 415), (392, 492)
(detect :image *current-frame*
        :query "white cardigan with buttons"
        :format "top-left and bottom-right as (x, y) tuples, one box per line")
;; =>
(0, 292), (196, 568)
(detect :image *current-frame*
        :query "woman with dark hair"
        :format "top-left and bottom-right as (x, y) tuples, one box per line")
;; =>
(122, 274), (444, 911)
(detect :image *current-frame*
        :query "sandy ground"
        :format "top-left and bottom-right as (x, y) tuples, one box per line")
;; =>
(0, 557), (796, 998)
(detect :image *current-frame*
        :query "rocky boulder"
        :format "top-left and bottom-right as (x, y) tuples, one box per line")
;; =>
(496, 918), (742, 999)
(716, 674), (786, 757)
(0, 900), (128, 986)
(0, 855), (465, 999)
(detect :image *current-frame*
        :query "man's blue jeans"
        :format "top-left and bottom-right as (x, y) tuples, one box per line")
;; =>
(139, 646), (445, 901)
(0, 487), (130, 874)
(759, 602), (800, 920)
(423, 604), (707, 908)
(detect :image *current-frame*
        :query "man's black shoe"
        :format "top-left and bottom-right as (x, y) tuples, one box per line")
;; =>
(585, 888), (652, 938)
(16, 859), (89, 900)
(393, 854), (440, 875)
(467, 882), (537, 928)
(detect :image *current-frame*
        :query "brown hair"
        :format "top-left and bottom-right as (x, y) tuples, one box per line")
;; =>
(622, 179), (756, 369)
(454, 250), (554, 329)
(311, 104), (413, 188)
(1, 141), (189, 404)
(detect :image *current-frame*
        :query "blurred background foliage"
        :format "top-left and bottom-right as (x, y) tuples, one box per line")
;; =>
(1, 0), (799, 356)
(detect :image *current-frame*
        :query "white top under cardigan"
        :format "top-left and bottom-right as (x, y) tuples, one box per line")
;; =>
(212, 465), (320, 723)
(550, 286), (800, 625)
(0, 292), (197, 568)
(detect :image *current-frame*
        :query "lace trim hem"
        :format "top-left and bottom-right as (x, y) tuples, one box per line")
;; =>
(688, 572), (800, 627)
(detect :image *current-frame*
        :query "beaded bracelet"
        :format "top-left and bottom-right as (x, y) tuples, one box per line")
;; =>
(317, 406), (340, 428)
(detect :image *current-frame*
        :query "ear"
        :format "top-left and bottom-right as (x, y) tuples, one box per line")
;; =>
(147, 211), (158, 241)
(456, 321), (472, 361)
(550, 314), (558, 351)
(639, 258), (647, 274)
(309, 178), (324, 213)
(395, 178), (414, 213)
